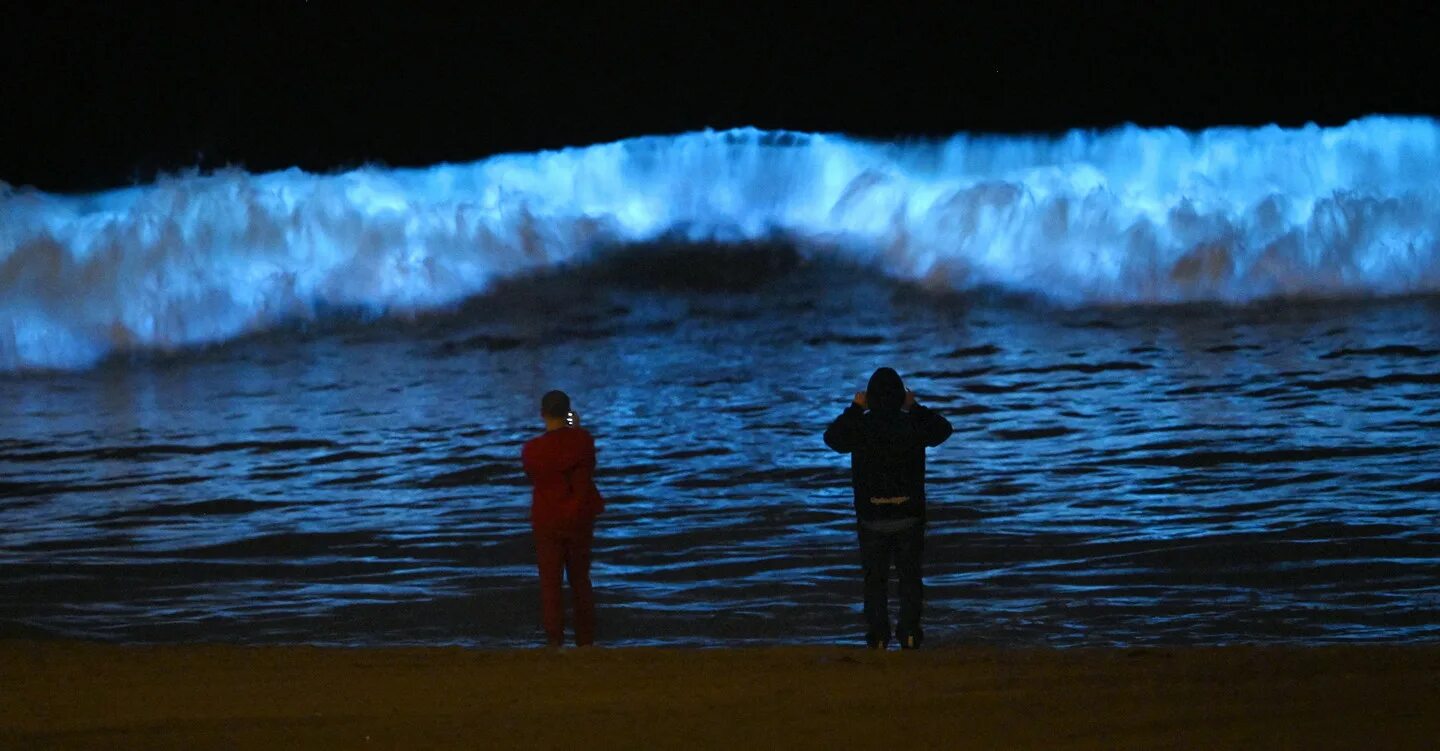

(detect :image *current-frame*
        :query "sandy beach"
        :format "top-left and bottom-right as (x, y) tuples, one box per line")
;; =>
(2, 641), (1437, 749)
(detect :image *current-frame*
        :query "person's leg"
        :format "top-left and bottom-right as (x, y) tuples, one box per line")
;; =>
(858, 524), (892, 648)
(565, 523), (596, 646)
(534, 527), (566, 647)
(894, 523), (925, 649)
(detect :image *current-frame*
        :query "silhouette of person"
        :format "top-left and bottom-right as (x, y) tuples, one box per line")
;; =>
(824, 367), (953, 649)
(521, 390), (604, 647)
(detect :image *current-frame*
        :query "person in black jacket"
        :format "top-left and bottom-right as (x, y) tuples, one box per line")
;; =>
(824, 367), (953, 650)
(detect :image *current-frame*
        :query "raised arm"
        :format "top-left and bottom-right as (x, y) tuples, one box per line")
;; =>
(823, 401), (866, 453)
(563, 431), (598, 487)
(569, 431), (604, 515)
(909, 403), (953, 447)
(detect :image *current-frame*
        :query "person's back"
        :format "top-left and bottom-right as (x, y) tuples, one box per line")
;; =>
(521, 390), (604, 647)
(523, 425), (604, 528)
(824, 367), (952, 649)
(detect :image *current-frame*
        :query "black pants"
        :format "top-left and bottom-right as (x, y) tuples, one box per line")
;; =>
(858, 520), (925, 647)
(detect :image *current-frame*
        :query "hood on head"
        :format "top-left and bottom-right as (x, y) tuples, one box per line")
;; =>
(866, 367), (905, 412)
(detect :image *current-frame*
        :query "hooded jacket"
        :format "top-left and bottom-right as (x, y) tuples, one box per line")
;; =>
(823, 368), (954, 522)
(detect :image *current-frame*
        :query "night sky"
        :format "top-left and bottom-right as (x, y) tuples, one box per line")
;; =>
(5, 2), (1440, 192)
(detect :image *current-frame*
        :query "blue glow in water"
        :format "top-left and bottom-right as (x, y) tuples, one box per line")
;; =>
(4, 116), (1440, 371)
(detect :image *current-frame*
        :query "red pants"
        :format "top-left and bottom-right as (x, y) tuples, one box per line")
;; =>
(534, 522), (595, 646)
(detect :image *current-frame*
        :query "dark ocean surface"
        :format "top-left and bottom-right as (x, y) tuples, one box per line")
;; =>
(3, 249), (1438, 647)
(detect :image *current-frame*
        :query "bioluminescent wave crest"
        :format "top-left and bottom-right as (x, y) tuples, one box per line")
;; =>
(3, 116), (1440, 371)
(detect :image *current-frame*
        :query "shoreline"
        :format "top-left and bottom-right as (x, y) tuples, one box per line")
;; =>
(3, 641), (1438, 749)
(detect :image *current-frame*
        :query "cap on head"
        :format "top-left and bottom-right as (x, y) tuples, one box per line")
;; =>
(866, 367), (905, 412)
(541, 390), (571, 419)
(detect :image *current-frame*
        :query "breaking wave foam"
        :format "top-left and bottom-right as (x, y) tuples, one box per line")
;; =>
(4, 116), (1440, 370)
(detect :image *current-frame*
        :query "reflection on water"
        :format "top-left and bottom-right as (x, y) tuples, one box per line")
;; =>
(2, 252), (1439, 646)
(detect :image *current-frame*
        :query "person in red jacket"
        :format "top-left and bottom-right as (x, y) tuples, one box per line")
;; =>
(521, 390), (604, 647)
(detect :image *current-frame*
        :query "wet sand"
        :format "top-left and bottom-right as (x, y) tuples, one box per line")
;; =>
(2, 641), (1437, 749)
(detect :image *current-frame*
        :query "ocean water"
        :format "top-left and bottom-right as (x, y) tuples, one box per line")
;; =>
(2, 120), (1439, 647)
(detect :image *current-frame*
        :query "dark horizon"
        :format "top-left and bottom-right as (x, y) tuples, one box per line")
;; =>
(6, 2), (1440, 192)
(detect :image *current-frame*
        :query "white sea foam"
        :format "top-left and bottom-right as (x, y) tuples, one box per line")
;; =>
(3, 117), (1440, 370)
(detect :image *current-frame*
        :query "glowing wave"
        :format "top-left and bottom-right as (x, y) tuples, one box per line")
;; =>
(3, 116), (1440, 370)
